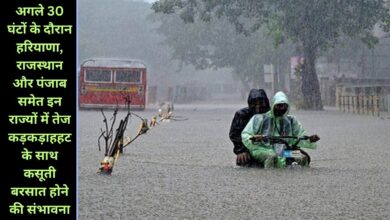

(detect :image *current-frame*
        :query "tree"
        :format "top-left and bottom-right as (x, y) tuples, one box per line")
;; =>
(78, 0), (180, 88)
(153, 0), (390, 109)
(149, 12), (295, 90)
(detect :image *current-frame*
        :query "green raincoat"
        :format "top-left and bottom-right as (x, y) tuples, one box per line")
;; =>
(241, 91), (316, 168)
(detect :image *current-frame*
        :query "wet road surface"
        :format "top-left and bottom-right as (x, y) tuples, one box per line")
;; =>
(78, 104), (390, 219)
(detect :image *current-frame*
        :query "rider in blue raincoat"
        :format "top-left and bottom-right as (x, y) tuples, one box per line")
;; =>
(241, 91), (320, 168)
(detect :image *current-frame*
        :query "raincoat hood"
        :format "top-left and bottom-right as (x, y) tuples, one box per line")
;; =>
(247, 89), (270, 112)
(271, 91), (289, 117)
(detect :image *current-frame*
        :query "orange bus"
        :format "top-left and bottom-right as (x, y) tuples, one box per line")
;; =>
(78, 58), (147, 110)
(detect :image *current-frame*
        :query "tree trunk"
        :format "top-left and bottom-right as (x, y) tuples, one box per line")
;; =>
(236, 73), (251, 100)
(301, 44), (323, 110)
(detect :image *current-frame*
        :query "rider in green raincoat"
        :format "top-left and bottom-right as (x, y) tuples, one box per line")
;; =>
(241, 91), (320, 168)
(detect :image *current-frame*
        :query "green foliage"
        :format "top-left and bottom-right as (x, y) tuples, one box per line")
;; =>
(152, 0), (390, 109)
(150, 10), (295, 89)
(153, 0), (390, 50)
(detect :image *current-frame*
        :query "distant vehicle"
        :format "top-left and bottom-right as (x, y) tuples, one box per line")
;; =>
(78, 58), (147, 110)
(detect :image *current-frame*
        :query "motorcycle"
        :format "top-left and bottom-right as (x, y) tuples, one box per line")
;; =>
(250, 135), (313, 167)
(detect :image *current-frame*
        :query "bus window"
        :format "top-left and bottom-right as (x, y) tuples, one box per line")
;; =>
(115, 70), (141, 83)
(85, 69), (112, 82)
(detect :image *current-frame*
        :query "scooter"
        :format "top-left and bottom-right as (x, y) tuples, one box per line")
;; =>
(250, 135), (312, 167)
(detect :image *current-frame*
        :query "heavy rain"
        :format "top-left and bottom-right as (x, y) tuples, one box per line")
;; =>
(78, 0), (390, 219)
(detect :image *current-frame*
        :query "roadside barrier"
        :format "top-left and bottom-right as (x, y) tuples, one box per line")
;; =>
(338, 95), (381, 116)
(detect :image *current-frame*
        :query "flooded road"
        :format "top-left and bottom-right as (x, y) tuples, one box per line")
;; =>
(78, 104), (390, 219)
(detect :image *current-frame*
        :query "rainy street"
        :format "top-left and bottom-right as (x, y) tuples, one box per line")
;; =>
(78, 104), (390, 219)
(76, 0), (390, 219)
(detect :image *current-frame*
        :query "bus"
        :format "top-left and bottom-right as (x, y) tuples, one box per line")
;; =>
(78, 58), (147, 110)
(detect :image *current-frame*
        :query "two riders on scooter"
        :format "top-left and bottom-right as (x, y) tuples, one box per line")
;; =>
(241, 91), (320, 168)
